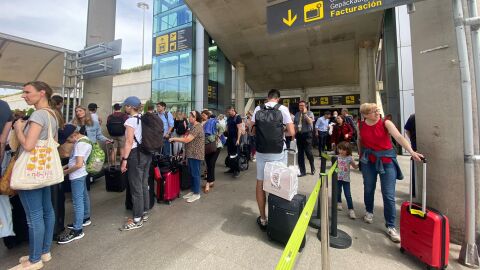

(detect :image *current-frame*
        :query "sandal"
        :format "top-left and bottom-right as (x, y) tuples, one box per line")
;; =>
(204, 184), (210, 193)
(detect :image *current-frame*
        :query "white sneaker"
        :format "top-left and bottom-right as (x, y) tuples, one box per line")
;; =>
(387, 227), (401, 243)
(186, 194), (200, 203)
(337, 203), (343, 211)
(182, 192), (194, 199)
(363, 212), (374, 224)
(349, 209), (356, 219)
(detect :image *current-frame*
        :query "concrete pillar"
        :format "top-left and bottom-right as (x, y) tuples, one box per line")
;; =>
(83, 0), (116, 121)
(235, 62), (246, 115)
(359, 41), (376, 104)
(410, 0), (480, 244)
(194, 21), (207, 112)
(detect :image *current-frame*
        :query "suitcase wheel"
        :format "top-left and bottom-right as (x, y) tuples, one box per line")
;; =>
(177, 194), (180, 198)
(165, 200), (172, 205)
(157, 198), (161, 204)
(399, 247), (405, 254)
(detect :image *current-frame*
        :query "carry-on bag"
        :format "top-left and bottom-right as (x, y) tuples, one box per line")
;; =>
(400, 158), (449, 270)
(155, 169), (180, 204)
(263, 149), (299, 201)
(104, 144), (127, 192)
(179, 162), (191, 190)
(267, 193), (306, 249)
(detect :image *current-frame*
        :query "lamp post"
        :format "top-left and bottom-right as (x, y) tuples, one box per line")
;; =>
(137, 2), (149, 66)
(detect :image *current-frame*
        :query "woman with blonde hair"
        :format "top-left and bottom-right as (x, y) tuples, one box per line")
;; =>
(70, 105), (110, 144)
(358, 102), (423, 243)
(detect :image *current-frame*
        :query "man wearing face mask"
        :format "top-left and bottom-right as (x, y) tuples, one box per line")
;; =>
(294, 101), (316, 177)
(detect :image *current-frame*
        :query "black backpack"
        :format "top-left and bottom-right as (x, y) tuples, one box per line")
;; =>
(255, 104), (285, 154)
(135, 112), (164, 154)
(106, 114), (126, 137)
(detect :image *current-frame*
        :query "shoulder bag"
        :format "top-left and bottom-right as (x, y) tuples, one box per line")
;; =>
(10, 109), (64, 190)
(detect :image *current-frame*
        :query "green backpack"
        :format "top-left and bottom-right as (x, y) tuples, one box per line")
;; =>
(78, 138), (105, 174)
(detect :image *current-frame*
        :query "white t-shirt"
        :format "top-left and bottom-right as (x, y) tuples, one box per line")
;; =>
(91, 113), (99, 123)
(252, 101), (293, 125)
(68, 138), (92, 180)
(124, 114), (142, 149)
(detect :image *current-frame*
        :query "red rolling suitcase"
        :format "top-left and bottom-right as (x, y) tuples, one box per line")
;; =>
(155, 168), (180, 204)
(400, 158), (450, 270)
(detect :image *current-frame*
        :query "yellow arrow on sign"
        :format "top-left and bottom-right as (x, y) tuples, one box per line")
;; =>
(282, 9), (297, 27)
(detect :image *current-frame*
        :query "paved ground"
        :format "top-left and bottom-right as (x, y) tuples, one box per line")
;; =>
(0, 151), (470, 270)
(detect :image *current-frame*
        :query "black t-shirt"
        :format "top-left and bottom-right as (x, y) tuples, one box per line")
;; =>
(404, 114), (416, 151)
(227, 114), (242, 139)
(0, 100), (13, 133)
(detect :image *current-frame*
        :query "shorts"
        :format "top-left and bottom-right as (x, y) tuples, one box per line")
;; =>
(255, 151), (287, 181)
(111, 136), (125, 148)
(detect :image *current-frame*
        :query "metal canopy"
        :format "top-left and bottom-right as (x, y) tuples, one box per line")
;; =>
(0, 32), (74, 89)
(185, 0), (384, 91)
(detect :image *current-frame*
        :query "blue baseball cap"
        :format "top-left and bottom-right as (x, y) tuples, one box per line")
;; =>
(58, 124), (77, 145)
(122, 96), (141, 107)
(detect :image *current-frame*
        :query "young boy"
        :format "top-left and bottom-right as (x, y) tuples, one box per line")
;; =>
(58, 131), (92, 244)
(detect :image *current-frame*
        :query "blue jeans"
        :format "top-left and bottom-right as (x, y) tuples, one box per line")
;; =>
(70, 175), (90, 231)
(188, 158), (201, 194)
(18, 187), (55, 263)
(162, 139), (171, 156)
(337, 180), (353, 209)
(362, 161), (397, 228)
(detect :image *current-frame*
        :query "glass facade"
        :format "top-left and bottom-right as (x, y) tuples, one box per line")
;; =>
(152, 0), (193, 112)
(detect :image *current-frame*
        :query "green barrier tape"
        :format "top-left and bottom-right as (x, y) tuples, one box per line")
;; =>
(275, 177), (323, 270)
(327, 161), (338, 178)
(275, 161), (338, 270)
(321, 152), (332, 161)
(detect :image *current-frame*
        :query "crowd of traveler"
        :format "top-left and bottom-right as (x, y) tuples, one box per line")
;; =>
(0, 81), (422, 269)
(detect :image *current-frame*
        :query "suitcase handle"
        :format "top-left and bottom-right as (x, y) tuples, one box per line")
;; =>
(106, 142), (115, 167)
(409, 157), (427, 215)
(285, 142), (298, 167)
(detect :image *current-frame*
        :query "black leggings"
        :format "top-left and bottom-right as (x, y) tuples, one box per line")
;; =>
(205, 148), (221, 183)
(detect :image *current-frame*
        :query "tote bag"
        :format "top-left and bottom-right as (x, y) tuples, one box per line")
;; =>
(10, 109), (64, 190)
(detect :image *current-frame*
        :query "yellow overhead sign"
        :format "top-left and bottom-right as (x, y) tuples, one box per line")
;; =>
(304, 1), (324, 22)
(155, 34), (169, 55)
(268, 0), (414, 34)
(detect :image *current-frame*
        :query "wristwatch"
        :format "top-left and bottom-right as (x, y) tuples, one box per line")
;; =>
(121, 157), (128, 162)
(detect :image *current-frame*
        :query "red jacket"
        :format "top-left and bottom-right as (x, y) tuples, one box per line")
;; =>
(331, 123), (354, 144)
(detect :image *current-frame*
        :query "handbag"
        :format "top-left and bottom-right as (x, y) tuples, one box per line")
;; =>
(58, 141), (74, 158)
(205, 141), (217, 155)
(8, 131), (19, 152)
(263, 149), (299, 201)
(10, 109), (64, 190)
(0, 154), (17, 196)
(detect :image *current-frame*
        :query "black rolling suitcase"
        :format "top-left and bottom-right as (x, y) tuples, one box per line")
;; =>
(267, 194), (306, 249)
(104, 144), (127, 192)
(179, 162), (191, 190)
(105, 166), (127, 192)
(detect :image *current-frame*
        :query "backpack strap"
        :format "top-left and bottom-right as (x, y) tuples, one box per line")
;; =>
(273, 103), (281, 110)
(133, 115), (142, 146)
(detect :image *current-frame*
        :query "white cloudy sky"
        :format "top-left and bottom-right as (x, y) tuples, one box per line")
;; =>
(0, 0), (153, 69)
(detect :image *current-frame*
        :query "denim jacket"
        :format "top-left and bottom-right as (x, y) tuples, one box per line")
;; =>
(360, 148), (404, 180)
(73, 120), (108, 144)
